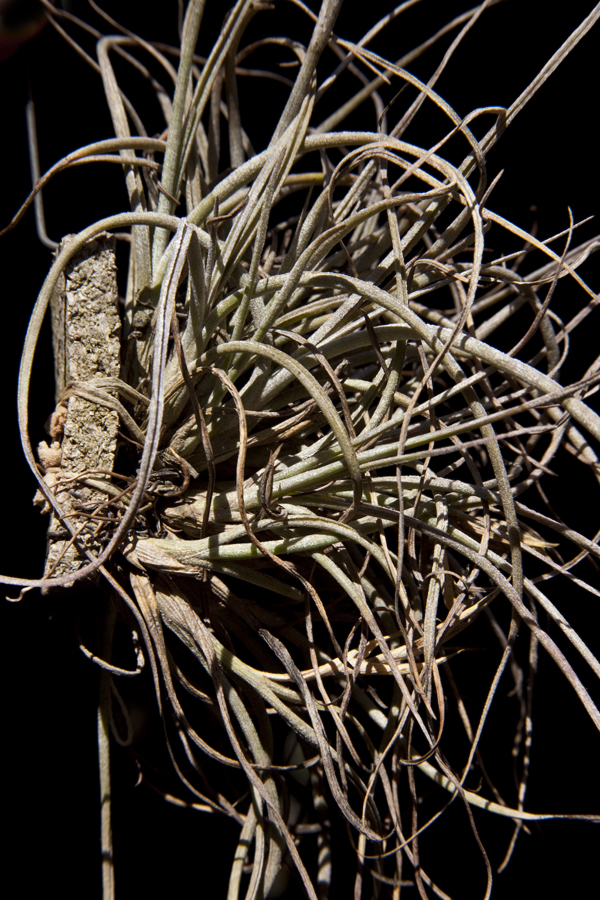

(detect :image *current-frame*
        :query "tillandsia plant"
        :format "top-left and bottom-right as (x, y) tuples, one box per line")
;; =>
(3, 0), (600, 897)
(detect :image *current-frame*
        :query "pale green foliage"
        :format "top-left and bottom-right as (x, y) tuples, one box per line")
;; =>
(4, 2), (600, 898)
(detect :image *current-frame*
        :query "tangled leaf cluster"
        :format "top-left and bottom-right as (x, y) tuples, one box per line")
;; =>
(3, 1), (600, 897)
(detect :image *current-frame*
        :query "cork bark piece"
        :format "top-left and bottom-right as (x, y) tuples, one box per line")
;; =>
(41, 233), (121, 588)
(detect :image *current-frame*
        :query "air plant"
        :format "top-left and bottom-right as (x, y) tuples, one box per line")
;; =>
(3, 1), (600, 898)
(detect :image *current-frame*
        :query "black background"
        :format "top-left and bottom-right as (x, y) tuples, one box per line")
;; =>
(1, 1), (600, 897)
